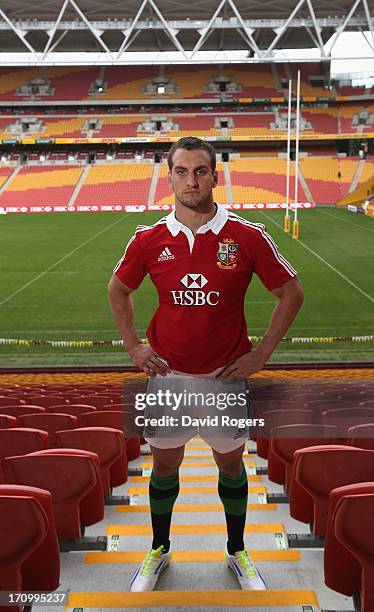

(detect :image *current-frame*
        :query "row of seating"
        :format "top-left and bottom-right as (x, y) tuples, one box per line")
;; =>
(1, 156), (369, 208)
(1, 107), (371, 138)
(252, 406), (374, 611)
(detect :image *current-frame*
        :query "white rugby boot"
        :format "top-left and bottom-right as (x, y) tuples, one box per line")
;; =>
(225, 544), (267, 590)
(129, 545), (171, 592)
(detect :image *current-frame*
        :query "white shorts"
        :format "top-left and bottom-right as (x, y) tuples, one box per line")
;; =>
(143, 369), (250, 454)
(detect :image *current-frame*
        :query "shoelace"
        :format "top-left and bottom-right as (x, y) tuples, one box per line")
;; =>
(234, 550), (257, 577)
(139, 545), (165, 577)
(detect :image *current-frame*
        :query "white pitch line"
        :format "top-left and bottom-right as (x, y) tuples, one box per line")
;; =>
(0, 216), (126, 307)
(318, 209), (374, 234)
(258, 211), (374, 305)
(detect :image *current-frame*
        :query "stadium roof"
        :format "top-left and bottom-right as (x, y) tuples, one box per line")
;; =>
(0, 0), (373, 64)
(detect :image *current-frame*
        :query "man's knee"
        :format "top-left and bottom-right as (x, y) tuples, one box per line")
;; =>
(150, 444), (185, 477)
(213, 444), (245, 477)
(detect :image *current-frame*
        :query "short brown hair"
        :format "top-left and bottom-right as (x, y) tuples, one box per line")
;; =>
(167, 136), (216, 172)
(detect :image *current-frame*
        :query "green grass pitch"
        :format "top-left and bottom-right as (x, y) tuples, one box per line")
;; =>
(0, 207), (373, 367)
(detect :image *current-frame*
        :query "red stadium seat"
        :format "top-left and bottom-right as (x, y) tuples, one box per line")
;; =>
(74, 395), (114, 409)
(0, 405), (46, 417)
(126, 437), (141, 461)
(0, 415), (17, 429)
(48, 404), (96, 417)
(269, 424), (339, 490)
(0, 397), (23, 407)
(256, 409), (316, 459)
(34, 448), (104, 527)
(101, 403), (123, 411)
(321, 407), (374, 436)
(324, 483), (374, 598)
(4, 452), (99, 540)
(80, 410), (123, 429)
(20, 395), (67, 409)
(55, 427), (127, 495)
(0, 428), (49, 458)
(18, 413), (78, 447)
(347, 423), (374, 450)
(0, 485), (60, 592)
(333, 491), (374, 611)
(294, 445), (374, 536)
(0, 495), (48, 602)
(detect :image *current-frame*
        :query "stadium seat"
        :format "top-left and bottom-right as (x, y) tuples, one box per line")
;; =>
(294, 445), (374, 536)
(20, 395), (67, 408)
(0, 405), (46, 417)
(0, 495), (48, 601)
(0, 428), (49, 458)
(74, 395), (114, 409)
(4, 451), (100, 540)
(17, 413), (79, 446)
(0, 415), (17, 429)
(0, 397), (23, 407)
(269, 424), (339, 490)
(333, 491), (374, 612)
(347, 423), (374, 450)
(321, 407), (374, 436)
(33, 448), (105, 528)
(48, 404), (96, 417)
(55, 427), (127, 496)
(255, 409), (316, 459)
(126, 437), (141, 461)
(324, 482), (374, 598)
(79, 410), (123, 429)
(0, 485), (60, 592)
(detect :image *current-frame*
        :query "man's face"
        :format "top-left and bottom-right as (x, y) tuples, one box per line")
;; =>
(168, 148), (218, 210)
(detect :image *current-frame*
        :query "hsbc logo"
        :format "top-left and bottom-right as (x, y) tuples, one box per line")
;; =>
(171, 274), (219, 307)
(180, 274), (208, 289)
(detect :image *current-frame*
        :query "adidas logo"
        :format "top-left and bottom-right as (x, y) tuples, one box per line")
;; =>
(158, 247), (175, 262)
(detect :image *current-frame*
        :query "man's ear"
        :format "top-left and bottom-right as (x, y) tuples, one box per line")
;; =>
(167, 171), (172, 187)
(212, 170), (218, 187)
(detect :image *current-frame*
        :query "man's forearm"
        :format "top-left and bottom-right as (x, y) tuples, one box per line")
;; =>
(108, 282), (141, 352)
(255, 286), (304, 362)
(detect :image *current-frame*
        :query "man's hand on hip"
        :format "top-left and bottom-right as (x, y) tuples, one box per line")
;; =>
(128, 343), (171, 377)
(216, 349), (266, 380)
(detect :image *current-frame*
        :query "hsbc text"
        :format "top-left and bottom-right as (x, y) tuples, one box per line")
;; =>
(171, 290), (220, 306)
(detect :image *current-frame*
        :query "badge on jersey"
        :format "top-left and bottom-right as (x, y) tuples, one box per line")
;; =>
(217, 239), (238, 270)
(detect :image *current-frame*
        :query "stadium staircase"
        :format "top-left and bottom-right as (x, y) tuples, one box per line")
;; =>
(68, 165), (91, 207)
(349, 159), (365, 193)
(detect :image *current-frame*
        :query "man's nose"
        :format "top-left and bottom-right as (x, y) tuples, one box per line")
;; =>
(185, 172), (198, 187)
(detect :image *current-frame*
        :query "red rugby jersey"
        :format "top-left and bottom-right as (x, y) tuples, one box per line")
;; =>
(114, 205), (297, 374)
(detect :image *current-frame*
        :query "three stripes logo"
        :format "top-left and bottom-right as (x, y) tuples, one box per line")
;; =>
(158, 247), (175, 262)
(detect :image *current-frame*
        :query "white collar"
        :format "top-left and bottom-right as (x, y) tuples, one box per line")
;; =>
(165, 203), (228, 237)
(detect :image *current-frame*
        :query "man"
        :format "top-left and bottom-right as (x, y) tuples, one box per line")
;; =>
(108, 136), (304, 592)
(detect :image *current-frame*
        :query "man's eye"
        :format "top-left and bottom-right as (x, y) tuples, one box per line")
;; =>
(176, 170), (187, 176)
(197, 169), (208, 175)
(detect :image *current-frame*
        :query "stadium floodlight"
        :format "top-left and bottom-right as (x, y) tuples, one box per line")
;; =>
(284, 78), (292, 234)
(293, 69), (301, 241)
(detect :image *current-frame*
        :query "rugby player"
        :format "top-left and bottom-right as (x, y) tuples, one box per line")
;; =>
(108, 137), (304, 592)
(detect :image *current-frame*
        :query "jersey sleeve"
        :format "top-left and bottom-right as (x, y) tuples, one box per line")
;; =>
(253, 225), (297, 291)
(113, 231), (147, 290)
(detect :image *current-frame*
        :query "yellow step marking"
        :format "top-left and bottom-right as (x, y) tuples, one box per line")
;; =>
(106, 523), (284, 536)
(86, 549), (300, 564)
(132, 474), (262, 482)
(141, 457), (255, 465)
(116, 503), (277, 513)
(128, 485), (267, 495)
(66, 589), (319, 608)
